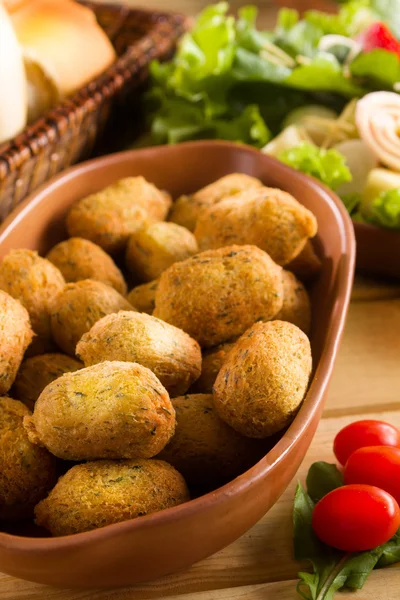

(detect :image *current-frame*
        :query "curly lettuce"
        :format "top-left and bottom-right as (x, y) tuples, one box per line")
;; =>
(367, 188), (400, 229)
(278, 142), (352, 190)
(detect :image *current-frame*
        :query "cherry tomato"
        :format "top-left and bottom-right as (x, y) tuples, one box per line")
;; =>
(344, 446), (400, 505)
(333, 420), (400, 466)
(312, 484), (400, 552)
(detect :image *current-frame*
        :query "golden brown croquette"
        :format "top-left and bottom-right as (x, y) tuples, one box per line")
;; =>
(127, 280), (158, 314)
(158, 394), (262, 485)
(24, 361), (176, 461)
(34, 459), (189, 536)
(286, 241), (322, 281)
(12, 353), (83, 410)
(0, 291), (33, 395)
(125, 222), (198, 282)
(153, 245), (283, 348)
(169, 173), (263, 231)
(213, 321), (312, 438)
(76, 311), (201, 397)
(0, 397), (57, 521)
(50, 280), (133, 355)
(46, 238), (127, 295)
(0, 249), (65, 355)
(66, 177), (171, 254)
(194, 187), (318, 265)
(190, 343), (235, 394)
(274, 271), (311, 334)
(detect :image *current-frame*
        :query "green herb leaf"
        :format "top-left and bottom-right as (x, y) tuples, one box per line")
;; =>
(306, 462), (344, 504)
(278, 142), (352, 190)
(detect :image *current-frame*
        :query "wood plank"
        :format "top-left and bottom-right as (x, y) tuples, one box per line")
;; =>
(1, 568), (399, 600)
(325, 299), (400, 416)
(1, 409), (399, 599)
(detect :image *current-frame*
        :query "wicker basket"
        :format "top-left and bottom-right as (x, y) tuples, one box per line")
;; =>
(0, 1), (189, 222)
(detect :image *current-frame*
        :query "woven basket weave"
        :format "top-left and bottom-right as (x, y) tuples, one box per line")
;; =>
(0, 1), (189, 222)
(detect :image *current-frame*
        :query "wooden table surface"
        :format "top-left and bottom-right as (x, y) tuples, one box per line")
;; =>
(2, 1), (400, 599)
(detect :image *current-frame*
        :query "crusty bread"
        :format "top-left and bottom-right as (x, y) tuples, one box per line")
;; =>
(10, 0), (116, 122)
(0, 2), (27, 142)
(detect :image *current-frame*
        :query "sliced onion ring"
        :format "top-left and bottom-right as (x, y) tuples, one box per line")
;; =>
(356, 92), (400, 172)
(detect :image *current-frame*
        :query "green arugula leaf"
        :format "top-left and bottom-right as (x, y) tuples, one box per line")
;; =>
(278, 142), (352, 190)
(376, 530), (400, 567)
(294, 462), (400, 599)
(306, 463), (344, 504)
(350, 49), (400, 88)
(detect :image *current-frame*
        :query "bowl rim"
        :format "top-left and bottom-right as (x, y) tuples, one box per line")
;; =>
(0, 140), (356, 551)
(352, 219), (400, 237)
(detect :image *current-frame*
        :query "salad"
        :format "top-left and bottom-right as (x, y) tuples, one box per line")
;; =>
(146, 0), (400, 230)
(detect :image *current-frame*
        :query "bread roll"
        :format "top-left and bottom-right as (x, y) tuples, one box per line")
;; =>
(0, 2), (27, 142)
(10, 0), (116, 122)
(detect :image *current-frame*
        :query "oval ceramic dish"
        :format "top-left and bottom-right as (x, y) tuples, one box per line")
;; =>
(353, 221), (400, 280)
(0, 141), (355, 588)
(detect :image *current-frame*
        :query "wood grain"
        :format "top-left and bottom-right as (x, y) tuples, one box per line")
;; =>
(1, 409), (399, 599)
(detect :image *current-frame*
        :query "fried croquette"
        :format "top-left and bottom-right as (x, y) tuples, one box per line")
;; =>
(125, 222), (198, 282)
(24, 361), (176, 461)
(213, 321), (312, 438)
(34, 459), (189, 536)
(158, 394), (261, 485)
(169, 173), (263, 231)
(0, 291), (33, 395)
(127, 280), (158, 314)
(76, 311), (201, 397)
(286, 241), (322, 281)
(66, 177), (171, 254)
(190, 343), (235, 394)
(46, 238), (127, 295)
(13, 353), (83, 410)
(0, 397), (56, 521)
(50, 280), (133, 355)
(0, 249), (65, 355)
(153, 245), (283, 348)
(275, 271), (311, 334)
(194, 187), (318, 266)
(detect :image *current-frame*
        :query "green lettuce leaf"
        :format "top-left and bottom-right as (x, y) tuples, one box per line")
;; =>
(305, 0), (375, 37)
(367, 188), (400, 229)
(350, 49), (400, 88)
(285, 54), (365, 97)
(278, 142), (352, 190)
(342, 193), (361, 215)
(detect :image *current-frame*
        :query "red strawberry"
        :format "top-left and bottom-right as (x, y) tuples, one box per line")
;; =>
(357, 22), (400, 58)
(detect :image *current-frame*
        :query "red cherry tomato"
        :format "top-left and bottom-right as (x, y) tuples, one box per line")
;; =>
(344, 446), (400, 505)
(333, 420), (400, 466)
(312, 484), (400, 552)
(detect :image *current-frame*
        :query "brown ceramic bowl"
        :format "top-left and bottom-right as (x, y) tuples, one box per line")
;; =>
(353, 221), (400, 280)
(0, 141), (355, 588)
